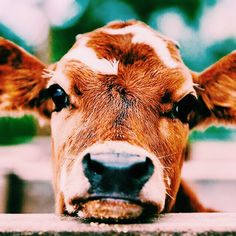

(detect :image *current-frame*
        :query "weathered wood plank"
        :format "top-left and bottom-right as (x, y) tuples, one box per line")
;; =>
(0, 213), (236, 235)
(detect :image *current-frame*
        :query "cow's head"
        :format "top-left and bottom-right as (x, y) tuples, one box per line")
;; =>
(0, 20), (235, 222)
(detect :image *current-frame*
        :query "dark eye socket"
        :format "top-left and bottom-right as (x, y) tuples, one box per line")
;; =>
(173, 94), (197, 123)
(49, 84), (70, 112)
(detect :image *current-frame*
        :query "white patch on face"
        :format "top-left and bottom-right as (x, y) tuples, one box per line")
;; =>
(159, 119), (170, 139)
(62, 36), (119, 75)
(50, 108), (84, 155)
(50, 103), (88, 214)
(103, 24), (178, 68)
(60, 156), (90, 214)
(52, 111), (90, 214)
(139, 155), (166, 213)
(81, 141), (155, 157)
(47, 61), (71, 93)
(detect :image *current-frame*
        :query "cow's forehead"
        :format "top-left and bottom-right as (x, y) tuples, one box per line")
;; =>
(63, 21), (180, 72)
(52, 21), (195, 99)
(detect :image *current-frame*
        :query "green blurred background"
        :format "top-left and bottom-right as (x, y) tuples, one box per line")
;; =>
(0, 0), (235, 145)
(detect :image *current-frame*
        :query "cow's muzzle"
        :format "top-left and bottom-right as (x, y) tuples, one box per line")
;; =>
(73, 151), (155, 221)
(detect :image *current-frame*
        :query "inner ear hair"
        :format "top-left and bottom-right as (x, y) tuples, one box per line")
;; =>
(0, 37), (53, 120)
(190, 51), (236, 128)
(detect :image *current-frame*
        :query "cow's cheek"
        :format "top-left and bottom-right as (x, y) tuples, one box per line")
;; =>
(50, 111), (84, 212)
(162, 153), (185, 212)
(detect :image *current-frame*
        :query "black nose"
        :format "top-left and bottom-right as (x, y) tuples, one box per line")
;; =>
(82, 152), (154, 198)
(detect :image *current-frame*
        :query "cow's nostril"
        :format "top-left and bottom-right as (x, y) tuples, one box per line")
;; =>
(83, 153), (105, 175)
(130, 157), (154, 180)
(82, 152), (155, 198)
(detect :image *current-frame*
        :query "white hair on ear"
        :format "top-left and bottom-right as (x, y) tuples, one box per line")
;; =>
(193, 83), (205, 92)
(42, 69), (55, 79)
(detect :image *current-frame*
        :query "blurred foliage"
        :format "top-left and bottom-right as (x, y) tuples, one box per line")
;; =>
(0, 0), (236, 144)
(0, 116), (36, 145)
(51, 0), (204, 61)
(190, 126), (236, 143)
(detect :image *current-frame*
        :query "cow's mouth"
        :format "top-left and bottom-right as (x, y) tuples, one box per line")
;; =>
(68, 197), (157, 223)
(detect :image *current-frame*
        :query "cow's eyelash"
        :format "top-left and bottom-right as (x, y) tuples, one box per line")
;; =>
(42, 69), (55, 79)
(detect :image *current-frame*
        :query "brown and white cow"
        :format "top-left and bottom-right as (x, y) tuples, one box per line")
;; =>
(0, 20), (235, 222)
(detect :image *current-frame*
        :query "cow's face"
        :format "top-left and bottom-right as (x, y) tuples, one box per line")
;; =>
(46, 21), (197, 220)
(0, 20), (235, 222)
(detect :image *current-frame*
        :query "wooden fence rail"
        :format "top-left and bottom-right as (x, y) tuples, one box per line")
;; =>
(0, 213), (236, 235)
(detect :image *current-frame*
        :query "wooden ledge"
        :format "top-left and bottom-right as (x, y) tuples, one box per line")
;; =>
(0, 213), (236, 235)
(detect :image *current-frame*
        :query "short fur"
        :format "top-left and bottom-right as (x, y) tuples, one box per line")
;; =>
(0, 21), (235, 219)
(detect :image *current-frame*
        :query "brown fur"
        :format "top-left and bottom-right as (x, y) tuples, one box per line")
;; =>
(0, 21), (235, 217)
(106, 20), (137, 29)
(0, 37), (52, 119)
(192, 51), (236, 127)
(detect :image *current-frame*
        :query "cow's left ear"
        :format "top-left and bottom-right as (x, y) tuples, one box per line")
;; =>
(190, 51), (236, 128)
(0, 37), (52, 121)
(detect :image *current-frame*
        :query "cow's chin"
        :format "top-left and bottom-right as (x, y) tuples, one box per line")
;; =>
(66, 198), (158, 223)
(78, 199), (143, 221)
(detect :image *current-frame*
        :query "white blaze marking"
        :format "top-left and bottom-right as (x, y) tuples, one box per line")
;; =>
(62, 37), (119, 75)
(56, 111), (91, 214)
(103, 25), (178, 68)
(60, 157), (90, 214)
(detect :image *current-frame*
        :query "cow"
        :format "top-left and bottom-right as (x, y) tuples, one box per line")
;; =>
(0, 20), (235, 222)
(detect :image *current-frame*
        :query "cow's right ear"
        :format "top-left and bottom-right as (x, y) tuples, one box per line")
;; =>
(0, 37), (53, 121)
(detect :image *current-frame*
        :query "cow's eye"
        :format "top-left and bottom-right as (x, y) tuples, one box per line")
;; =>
(49, 84), (70, 112)
(173, 94), (197, 123)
